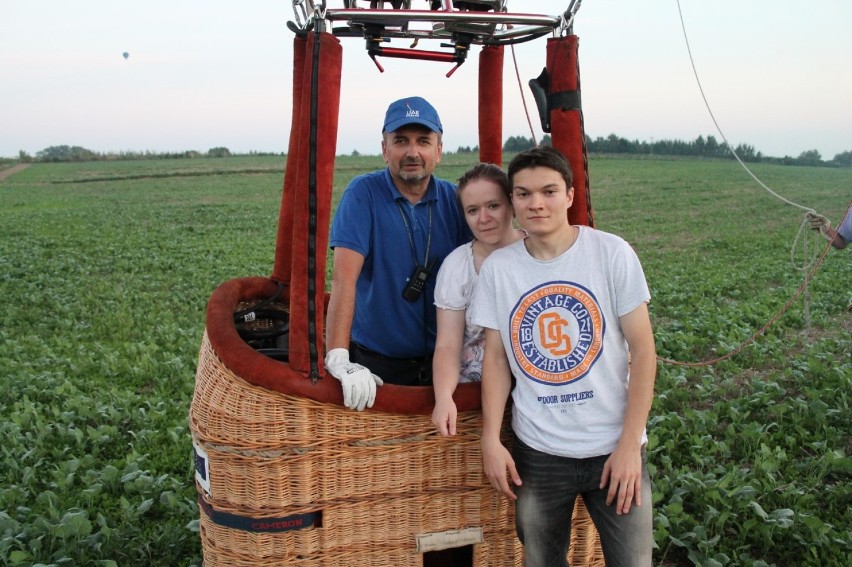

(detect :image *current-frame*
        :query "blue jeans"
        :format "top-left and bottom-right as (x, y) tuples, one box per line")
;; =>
(512, 437), (653, 567)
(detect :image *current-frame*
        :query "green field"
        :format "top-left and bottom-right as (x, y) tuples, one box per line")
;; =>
(1, 155), (849, 566)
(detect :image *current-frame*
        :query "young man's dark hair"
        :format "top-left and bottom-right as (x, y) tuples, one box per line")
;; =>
(507, 145), (573, 189)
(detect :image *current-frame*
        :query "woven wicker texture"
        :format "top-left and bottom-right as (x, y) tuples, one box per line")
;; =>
(191, 330), (604, 565)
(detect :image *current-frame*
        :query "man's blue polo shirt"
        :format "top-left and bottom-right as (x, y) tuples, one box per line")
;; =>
(330, 168), (470, 358)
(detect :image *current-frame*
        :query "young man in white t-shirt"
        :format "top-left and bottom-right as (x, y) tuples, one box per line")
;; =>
(469, 146), (657, 566)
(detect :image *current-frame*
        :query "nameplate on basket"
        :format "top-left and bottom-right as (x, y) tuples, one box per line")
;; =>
(192, 439), (211, 497)
(198, 497), (321, 533)
(415, 527), (483, 553)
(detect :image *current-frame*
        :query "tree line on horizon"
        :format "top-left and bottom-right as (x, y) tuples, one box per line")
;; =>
(9, 134), (852, 168)
(462, 134), (851, 168)
(12, 146), (281, 164)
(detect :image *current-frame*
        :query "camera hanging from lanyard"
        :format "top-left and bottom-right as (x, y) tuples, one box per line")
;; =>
(402, 264), (430, 302)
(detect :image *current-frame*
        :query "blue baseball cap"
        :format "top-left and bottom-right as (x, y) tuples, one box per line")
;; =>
(382, 96), (443, 134)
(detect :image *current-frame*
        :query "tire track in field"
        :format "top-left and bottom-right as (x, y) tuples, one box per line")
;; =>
(0, 163), (30, 182)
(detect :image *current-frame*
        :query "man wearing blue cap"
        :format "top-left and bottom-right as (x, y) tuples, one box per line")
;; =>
(325, 96), (471, 411)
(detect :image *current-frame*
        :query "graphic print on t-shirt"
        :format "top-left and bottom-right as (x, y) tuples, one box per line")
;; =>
(509, 281), (605, 385)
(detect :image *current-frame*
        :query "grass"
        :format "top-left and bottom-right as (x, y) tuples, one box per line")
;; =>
(1, 155), (850, 566)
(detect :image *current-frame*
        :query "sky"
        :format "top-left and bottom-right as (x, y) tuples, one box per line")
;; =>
(2, 1), (850, 160)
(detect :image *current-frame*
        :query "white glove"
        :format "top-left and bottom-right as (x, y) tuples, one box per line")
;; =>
(324, 348), (384, 411)
(806, 212), (831, 233)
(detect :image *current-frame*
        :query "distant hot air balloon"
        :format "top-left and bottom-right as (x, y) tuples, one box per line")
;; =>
(122, 52), (129, 60)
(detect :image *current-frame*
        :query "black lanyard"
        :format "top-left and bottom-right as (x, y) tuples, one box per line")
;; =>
(396, 199), (433, 268)
(396, 199), (434, 359)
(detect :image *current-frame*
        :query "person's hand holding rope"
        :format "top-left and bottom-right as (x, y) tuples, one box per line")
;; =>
(805, 210), (851, 250)
(806, 211), (831, 235)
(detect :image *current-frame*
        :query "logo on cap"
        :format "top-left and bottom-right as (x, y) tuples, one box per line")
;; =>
(384, 96), (442, 134)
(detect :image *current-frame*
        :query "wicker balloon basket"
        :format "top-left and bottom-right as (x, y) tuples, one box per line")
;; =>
(190, 326), (604, 566)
